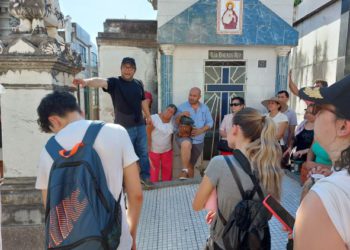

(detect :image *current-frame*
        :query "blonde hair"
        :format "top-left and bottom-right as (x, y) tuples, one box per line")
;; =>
(233, 108), (283, 199)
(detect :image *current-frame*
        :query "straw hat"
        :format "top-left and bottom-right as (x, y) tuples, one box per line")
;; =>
(261, 97), (287, 111)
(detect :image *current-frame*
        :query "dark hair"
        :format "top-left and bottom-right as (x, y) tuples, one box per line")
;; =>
(231, 96), (245, 105)
(277, 90), (289, 98)
(333, 108), (350, 174)
(315, 80), (328, 87)
(37, 91), (81, 133)
(121, 57), (136, 68)
(167, 104), (178, 114)
(335, 146), (350, 174)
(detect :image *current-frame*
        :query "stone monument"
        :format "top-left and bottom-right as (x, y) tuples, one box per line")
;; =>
(0, 0), (82, 248)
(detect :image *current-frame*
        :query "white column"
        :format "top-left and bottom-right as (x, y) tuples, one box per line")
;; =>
(159, 44), (175, 110)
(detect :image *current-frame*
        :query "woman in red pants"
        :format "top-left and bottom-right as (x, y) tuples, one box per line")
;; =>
(147, 104), (177, 182)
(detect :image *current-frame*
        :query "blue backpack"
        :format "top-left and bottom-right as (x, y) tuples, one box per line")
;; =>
(45, 122), (122, 250)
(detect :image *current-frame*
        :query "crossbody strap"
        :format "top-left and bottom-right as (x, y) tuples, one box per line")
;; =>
(216, 156), (245, 225)
(233, 149), (265, 201)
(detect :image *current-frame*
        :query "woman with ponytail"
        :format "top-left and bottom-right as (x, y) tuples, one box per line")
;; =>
(193, 107), (283, 249)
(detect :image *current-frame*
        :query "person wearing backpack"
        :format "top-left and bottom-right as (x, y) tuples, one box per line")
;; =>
(35, 91), (143, 250)
(193, 107), (283, 250)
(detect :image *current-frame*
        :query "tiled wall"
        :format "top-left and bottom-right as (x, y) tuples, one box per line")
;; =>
(158, 0), (298, 46)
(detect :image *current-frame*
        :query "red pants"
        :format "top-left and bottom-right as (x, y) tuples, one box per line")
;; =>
(149, 150), (173, 182)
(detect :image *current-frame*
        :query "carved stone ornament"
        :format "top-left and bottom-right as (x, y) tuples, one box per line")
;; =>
(9, 0), (47, 33)
(9, 0), (65, 34)
(39, 39), (60, 55)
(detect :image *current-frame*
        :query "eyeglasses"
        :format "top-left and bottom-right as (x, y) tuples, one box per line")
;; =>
(230, 103), (241, 107)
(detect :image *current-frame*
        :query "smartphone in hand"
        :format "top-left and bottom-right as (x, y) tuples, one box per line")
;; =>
(263, 194), (295, 233)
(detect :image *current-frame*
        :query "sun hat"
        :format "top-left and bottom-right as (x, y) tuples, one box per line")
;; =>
(261, 96), (287, 111)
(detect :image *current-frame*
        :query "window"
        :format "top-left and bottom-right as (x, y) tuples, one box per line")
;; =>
(79, 45), (87, 64)
(91, 52), (98, 68)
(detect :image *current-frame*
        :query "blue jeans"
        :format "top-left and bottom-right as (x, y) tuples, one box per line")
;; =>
(126, 125), (150, 180)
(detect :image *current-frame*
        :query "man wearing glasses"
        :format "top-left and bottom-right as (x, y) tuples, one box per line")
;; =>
(218, 97), (245, 154)
(72, 57), (153, 187)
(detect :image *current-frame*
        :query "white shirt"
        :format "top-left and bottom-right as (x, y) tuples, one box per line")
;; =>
(150, 114), (174, 153)
(35, 120), (138, 250)
(267, 112), (289, 145)
(219, 113), (234, 139)
(311, 170), (350, 248)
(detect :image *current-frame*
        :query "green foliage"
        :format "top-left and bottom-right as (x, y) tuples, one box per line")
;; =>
(294, 0), (302, 7)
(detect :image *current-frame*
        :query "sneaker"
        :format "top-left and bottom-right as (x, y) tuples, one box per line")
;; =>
(179, 169), (189, 180)
(141, 178), (154, 188)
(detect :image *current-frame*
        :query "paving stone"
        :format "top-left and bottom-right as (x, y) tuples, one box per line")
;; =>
(137, 176), (301, 250)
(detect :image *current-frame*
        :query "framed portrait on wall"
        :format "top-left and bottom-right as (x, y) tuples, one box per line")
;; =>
(217, 0), (243, 35)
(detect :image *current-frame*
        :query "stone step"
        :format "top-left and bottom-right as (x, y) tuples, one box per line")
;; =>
(1, 177), (44, 227)
(2, 203), (44, 226)
(2, 224), (45, 250)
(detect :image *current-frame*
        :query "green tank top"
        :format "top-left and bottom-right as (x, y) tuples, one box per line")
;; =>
(311, 141), (332, 165)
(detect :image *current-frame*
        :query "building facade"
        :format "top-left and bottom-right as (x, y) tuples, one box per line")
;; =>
(61, 17), (100, 120)
(155, 0), (298, 160)
(289, 0), (349, 118)
(0, 0), (10, 38)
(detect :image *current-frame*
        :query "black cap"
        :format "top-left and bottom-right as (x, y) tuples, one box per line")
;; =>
(121, 57), (136, 68)
(299, 74), (350, 119)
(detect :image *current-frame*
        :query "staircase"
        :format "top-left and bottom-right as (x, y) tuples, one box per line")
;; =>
(1, 177), (45, 250)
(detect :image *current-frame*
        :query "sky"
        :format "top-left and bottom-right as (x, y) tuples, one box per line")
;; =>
(59, 0), (157, 45)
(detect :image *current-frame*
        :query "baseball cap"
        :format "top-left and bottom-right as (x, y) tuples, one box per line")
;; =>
(121, 57), (136, 68)
(299, 74), (350, 120)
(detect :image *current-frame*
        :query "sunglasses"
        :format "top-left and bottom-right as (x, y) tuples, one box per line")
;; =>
(230, 103), (241, 107)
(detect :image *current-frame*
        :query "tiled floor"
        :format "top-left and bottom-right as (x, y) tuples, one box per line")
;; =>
(137, 176), (301, 250)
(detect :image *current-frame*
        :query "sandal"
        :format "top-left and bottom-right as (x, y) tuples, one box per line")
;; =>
(179, 169), (189, 180)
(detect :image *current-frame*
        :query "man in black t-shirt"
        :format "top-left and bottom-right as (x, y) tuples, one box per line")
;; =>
(73, 57), (153, 186)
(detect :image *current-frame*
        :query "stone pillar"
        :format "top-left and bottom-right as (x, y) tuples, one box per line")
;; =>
(160, 44), (175, 111)
(275, 46), (291, 93)
(0, 33), (81, 249)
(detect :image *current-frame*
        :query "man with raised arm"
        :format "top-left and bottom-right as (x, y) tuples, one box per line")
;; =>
(73, 57), (153, 187)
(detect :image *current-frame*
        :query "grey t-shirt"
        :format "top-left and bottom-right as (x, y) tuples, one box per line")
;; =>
(205, 155), (265, 249)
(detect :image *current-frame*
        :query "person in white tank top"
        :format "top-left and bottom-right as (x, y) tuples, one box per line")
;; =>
(294, 75), (350, 249)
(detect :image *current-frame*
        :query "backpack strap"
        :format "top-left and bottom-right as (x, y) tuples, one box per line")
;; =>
(223, 156), (245, 198)
(217, 156), (246, 226)
(45, 136), (64, 161)
(82, 121), (105, 145)
(233, 149), (265, 201)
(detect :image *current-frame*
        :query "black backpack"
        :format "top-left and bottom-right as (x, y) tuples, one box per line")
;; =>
(217, 150), (271, 250)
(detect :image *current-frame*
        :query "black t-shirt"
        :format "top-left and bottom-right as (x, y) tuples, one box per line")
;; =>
(103, 76), (145, 128)
(293, 128), (314, 161)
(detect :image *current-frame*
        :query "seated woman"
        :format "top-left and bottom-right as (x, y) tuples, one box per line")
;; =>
(294, 77), (350, 249)
(261, 97), (289, 148)
(283, 105), (316, 170)
(218, 96), (245, 155)
(147, 104), (177, 182)
(192, 108), (283, 249)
